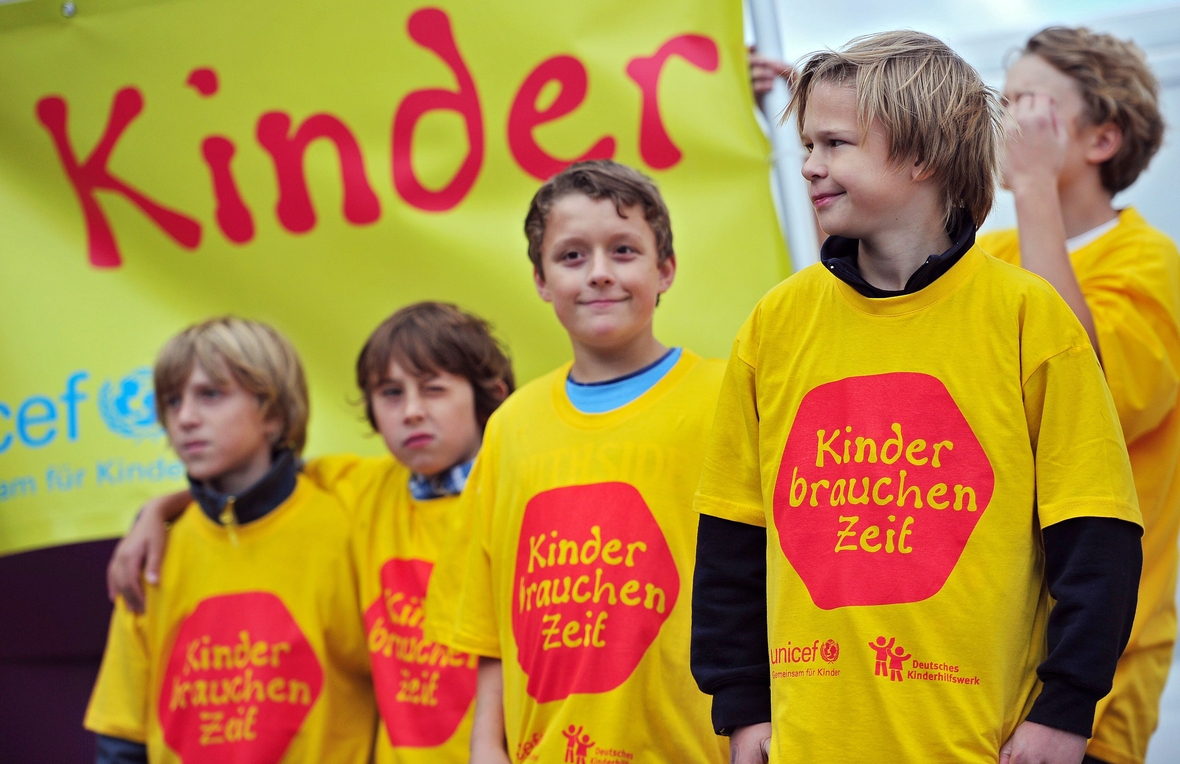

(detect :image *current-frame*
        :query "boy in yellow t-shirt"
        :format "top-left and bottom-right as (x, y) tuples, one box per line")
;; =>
(106, 302), (515, 764)
(422, 160), (729, 764)
(976, 28), (1179, 764)
(693, 32), (1144, 764)
(85, 317), (376, 764)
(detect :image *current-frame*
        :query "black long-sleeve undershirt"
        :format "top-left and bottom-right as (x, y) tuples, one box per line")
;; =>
(690, 513), (1142, 737)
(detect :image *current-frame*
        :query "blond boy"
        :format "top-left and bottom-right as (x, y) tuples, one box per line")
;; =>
(693, 32), (1143, 764)
(978, 27), (1180, 764)
(85, 318), (375, 764)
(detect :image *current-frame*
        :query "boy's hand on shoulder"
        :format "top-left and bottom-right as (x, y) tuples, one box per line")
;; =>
(999, 721), (1087, 764)
(106, 491), (188, 612)
(1002, 92), (1069, 193)
(730, 723), (771, 764)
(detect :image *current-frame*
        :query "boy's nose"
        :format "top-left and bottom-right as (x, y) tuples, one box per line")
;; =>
(586, 251), (615, 285)
(801, 153), (824, 181)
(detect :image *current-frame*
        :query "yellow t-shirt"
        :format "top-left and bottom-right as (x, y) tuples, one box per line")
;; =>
(425, 350), (730, 764)
(84, 475), (377, 764)
(695, 247), (1142, 764)
(980, 209), (1180, 764)
(303, 455), (477, 764)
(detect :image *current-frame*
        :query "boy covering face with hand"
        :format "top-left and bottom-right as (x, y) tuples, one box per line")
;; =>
(978, 28), (1180, 764)
(692, 32), (1143, 764)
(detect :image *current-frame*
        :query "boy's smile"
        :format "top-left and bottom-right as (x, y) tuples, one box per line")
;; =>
(369, 359), (481, 477)
(535, 194), (675, 381)
(164, 362), (279, 496)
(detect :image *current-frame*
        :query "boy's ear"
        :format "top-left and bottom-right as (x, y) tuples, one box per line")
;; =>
(1085, 122), (1123, 166)
(909, 157), (935, 183)
(657, 253), (676, 296)
(533, 266), (553, 303)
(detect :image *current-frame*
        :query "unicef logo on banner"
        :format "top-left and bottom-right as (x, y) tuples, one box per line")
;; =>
(98, 368), (162, 440)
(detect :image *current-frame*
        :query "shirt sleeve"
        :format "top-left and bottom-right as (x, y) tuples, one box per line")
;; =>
(423, 422), (501, 658)
(1082, 257), (1180, 444)
(691, 514), (771, 734)
(95, 734), (149, 764)
(302, 453), (370, 497)
(1022, 342), (1141, 529)
(695, 312), (767, 527)
(1027, 516), (1142, 737)
(84, 599), (151, 743)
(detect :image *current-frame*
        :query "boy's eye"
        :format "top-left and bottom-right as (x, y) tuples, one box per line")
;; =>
(165, 394), (182, 409)
(380, 386), (403, 398)
(803, 143), (814, 153)
(198, 388), (222, 401)
(560, 250), (582, 262)
(829, 139), (845, 148)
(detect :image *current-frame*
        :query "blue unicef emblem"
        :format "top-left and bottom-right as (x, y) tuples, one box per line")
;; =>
(98, 368), (163, 440)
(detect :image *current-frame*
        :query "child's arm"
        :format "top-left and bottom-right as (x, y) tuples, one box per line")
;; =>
(1003, 93), (1101, 357)
(95, 734), (147, 764)
(106, 491), (191, 613)
(470, 657), (510, 764)
(1013, 314), (1144, 758)
(691, 515), (771, 737)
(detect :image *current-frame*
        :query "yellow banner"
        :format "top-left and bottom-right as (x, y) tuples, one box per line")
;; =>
(0, 0), (787, 556)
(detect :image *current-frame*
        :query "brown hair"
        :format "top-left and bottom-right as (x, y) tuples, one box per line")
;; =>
(355, 302), (514, 431)
(523, 160), (673, 277)
(154, 316), (309, 455)
(1022, 26), (1164, 194)
(788, 30), (1003, 228)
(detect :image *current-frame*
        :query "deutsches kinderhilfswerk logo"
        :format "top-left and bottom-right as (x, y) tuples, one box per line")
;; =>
(98, 368), (163, 440)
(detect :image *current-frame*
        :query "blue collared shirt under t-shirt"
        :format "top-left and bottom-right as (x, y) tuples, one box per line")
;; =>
(565, 347), (682, 413)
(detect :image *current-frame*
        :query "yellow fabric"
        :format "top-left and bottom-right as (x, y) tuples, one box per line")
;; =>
(303, 454), (476, 764)
(696, 247), (1142, 763)
(980, 209), (1180, 764)
(0, 0), (790, 560)
(425, 350), (729, 763)
(84, 475), (376, 763)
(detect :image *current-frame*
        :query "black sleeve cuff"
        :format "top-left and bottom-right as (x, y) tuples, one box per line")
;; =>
(710, 677), (773, 735)
(1025, 679), (1103, 738)
(95, 734), (149, 764)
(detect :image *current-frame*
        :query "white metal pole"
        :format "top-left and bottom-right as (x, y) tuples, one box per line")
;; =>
(746, 0), (820, 273)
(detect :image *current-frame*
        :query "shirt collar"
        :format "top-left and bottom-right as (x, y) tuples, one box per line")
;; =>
(189, 449), (298, 526)
(409, 458), (474, 501)
(820, 215), (976, 298)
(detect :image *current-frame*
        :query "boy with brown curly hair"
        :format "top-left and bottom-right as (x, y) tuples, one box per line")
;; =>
(979, 26), (1180, 764)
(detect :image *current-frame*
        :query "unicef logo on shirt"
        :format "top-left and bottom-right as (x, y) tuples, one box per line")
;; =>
(98, 368), (163, 440)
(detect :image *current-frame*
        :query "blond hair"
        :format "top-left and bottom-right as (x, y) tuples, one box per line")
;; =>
(788, 30), (1003, 228)
(1023, 26), (1163, 194)
(154, 317), (309, 455)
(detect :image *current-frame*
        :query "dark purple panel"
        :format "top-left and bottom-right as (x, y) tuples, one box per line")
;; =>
(0, 538), (118, 660)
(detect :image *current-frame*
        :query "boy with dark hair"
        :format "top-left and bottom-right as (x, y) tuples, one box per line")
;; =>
(692, 32), (1144, 764)
(106, 303), (516, 764)
(424, 160), (729, 763)
(86, 317), (376, 763)
(979, 27), (1180, 764)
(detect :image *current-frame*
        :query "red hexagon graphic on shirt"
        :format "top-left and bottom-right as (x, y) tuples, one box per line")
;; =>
(158, 591), (323, 763)
(774, 373), (994, 610)
(513, 482), (679, 703)
(363, 557), (478, 747)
